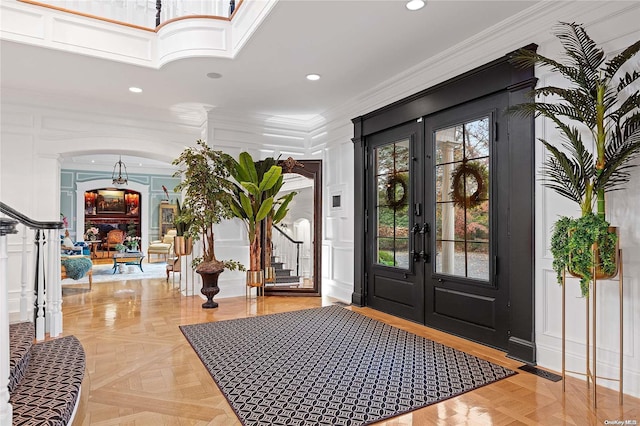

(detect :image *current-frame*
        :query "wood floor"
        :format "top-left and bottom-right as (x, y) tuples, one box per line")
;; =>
(60, 276), (639, 425)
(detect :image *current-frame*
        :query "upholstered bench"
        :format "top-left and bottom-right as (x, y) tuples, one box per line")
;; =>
(148, 229), (176, 263)
(61, 255), (93, 289)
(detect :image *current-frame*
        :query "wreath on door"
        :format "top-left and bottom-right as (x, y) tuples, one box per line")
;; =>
(386, 174), (408, 209)
(449, 160), (487, 209)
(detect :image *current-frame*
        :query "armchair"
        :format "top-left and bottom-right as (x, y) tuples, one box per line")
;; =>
(105, 229), (126, 253)
(148, 229), (176, 263)
(166, 255), (181, 286)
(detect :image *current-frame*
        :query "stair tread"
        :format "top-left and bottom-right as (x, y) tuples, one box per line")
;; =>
(9, 322), (34, 393)
(10, 335), (85, 426)
(275, 276), (301, 283)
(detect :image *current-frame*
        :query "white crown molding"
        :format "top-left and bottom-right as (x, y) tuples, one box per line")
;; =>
(319, 1), (640, 132)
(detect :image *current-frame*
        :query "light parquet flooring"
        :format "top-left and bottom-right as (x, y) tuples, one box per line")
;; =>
(61, 277), (639, 425)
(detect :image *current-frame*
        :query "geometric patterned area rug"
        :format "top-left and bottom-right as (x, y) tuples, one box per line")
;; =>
(180, 305), (516, 425)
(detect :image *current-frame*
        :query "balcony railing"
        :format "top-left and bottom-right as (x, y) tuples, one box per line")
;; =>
(20, 0), (239, 30)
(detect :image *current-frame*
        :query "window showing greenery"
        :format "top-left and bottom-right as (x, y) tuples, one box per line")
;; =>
(434, 117), (490, 280)
(375, 139), (410, 268)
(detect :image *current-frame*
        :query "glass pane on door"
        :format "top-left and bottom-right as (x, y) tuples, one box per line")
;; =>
(375, 139), (410, 268)
(434, 117), (490, 281)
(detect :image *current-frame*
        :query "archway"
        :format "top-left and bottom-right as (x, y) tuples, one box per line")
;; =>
(76, 180), (150, 253)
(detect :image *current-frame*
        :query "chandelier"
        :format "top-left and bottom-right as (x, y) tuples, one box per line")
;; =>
(112, 156), (129, 186)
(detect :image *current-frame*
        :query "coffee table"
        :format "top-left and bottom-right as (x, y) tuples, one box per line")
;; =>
(112, 252), (145, 274)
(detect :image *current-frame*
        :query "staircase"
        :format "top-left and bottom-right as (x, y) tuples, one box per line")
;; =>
(270, 256), (301, 286)
(2, 202), (86, 424)
(9, 322), (85, 425)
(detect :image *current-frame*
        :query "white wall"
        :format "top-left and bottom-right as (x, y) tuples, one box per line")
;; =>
(1, 0), (639, 398)
(0, 91), (201, 315)
(317, 3), (640, 397)
(531, 15), (640, 397)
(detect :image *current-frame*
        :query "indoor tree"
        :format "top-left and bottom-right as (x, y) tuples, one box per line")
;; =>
(172, 139), (244, 274)
(510, 22), (640, 294)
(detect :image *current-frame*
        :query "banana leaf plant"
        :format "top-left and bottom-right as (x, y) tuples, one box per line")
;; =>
(173, 198), (193, 237)
(226, 152), (295, 272)
(255, 157), (297, 275)
(509, 22), (640, 295)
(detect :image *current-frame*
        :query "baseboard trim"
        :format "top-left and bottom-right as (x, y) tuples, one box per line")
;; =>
(507, 336), (536, 363)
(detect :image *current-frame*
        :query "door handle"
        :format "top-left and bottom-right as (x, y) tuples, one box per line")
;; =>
(410, 224), (421, 262)
(420, 222), (430, 263)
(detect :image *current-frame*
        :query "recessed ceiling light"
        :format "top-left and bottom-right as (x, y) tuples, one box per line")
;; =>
(138, 163), (143, 166)
(129, 87), (143, 93)
(207, 72), (223, 79)
(91, 160), (95, 163)
(306, 74), (321, 81)
(406, 0), (425, 11)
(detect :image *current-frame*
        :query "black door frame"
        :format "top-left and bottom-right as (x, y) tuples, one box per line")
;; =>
(352, 45), (537, 363)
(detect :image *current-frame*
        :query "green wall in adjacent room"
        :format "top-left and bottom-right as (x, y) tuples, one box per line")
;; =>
(60, 169), (181, 241)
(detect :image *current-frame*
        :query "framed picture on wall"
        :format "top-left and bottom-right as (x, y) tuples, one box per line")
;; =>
(96, 190), (126, 214)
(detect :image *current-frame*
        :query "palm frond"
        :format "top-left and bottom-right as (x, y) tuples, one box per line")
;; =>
(604, 39), (640, 79)
(553, 22), (605, 92)
(539, 139), (588, 204)
(529, 102), (591, 126)
(510, 47), (580, 83)
(608, 93), (640, 124)
(531, 87), (596, 124)
(617, 70), (640, 92)
(552, 119), (595, 176)
(598, 118), (640, 191)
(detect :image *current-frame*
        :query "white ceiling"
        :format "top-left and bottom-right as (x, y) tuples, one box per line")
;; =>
(0, 0), (539, 170)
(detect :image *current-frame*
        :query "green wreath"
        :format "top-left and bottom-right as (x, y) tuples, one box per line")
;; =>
(386, 174), (408, 209)
(449, 161), (487, 209)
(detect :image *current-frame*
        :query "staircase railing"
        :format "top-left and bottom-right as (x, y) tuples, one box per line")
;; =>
(273, 224), (302, 277)
(0, 202), (64, 341)
(20, 0), (240, 29)
(1, 214), (18, 424)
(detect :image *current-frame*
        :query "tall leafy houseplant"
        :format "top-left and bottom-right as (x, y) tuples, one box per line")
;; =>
(173, 198), (193, 256)
(510, 22), (640, 295)
(172, 140), (244, 274)
(225, 152), (290, 283)
(255, 157), (297, 280)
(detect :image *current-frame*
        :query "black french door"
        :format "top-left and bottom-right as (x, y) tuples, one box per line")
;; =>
(365, 120), (424, 323)
(365, 93), (511, 350)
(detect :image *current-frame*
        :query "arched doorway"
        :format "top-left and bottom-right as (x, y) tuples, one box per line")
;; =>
(76, 180), (150, 253)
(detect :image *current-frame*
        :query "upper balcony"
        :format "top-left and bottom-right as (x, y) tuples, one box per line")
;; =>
(0, 0), (277, 67)
(21, 0), (237, 29)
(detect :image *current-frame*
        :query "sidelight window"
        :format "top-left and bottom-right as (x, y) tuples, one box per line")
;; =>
(375, 139), (410, 268)
(434, 117), (490, 281)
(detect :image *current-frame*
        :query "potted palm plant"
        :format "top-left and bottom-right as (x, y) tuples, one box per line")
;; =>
(172, 140), (244, 308)
(510, 22), (640, 295)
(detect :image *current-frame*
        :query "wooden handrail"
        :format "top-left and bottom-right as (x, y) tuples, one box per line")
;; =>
(273, 224), (303, 245)
(18, 0), (156, 32)
(18, 0), (242, 32)
(0, 202), (63, 230)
